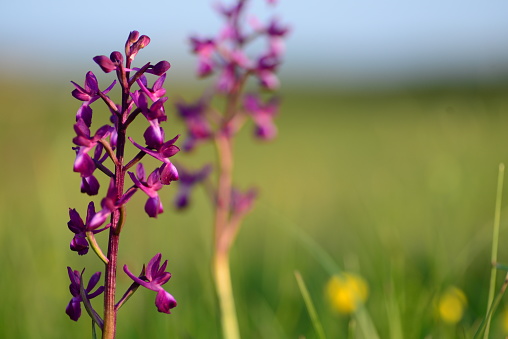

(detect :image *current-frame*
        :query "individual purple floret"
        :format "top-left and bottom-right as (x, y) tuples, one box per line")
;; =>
(66, 268), (104, 321)
(174, 164), (212, 209)
(128, 163), (165, 218)
(72, 119), (113, 177)
(80, 143), (109, 196)
(68, 201), (109, 255)
(88, 178), (137, 229)
(243, 93), (279, 140)
(123, 253), (177, 314)
(190, 37), (216, 77)
(231, 187), (257, 216)
(175, 99), (212, 151)
(129, 135), (180, 185)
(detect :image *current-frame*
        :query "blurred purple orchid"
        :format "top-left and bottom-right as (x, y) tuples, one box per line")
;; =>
(174, 164), (212, 209)
(190, 37), (216, 77)
(231, 187), (257, 216)
(123, 253), (177, 314)
(176, 99), (212, 151)
(243, 93), (279, 140)
(66, 268), (104, 321)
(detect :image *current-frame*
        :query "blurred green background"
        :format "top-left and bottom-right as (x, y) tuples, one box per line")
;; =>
(3, 0), (508, 338)
(2, 77), (508, 337)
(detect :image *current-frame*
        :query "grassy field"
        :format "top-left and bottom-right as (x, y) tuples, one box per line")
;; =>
(2, 78), (508, 338)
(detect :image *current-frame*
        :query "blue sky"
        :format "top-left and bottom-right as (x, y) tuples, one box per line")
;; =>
(2, 0), (508, 88)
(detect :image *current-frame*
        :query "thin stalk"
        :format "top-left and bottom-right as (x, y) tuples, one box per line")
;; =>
(214, 250), (240, 339)
(86, 231), (109, 265)
(102, 95), (128, 339)
(484, 163), (505, 339)
(213, 132), (239, 339)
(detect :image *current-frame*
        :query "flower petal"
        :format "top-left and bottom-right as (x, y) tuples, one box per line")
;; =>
(155, 290), (177, 314)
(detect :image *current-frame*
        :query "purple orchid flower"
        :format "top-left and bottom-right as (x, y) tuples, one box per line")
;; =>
(66, 268), (104, 321)
(68, 202), (110, 255)
(123, 253), (177, 314)
(128, 163), (165, 218)
(174, 164), (212, 209)
(71, 71), (116, 104)
(243, 93), (279, 140)
(72, 119), (113, 177)
(175, 99), (212, 151)
(231, 187), (257, 215)
(129, 135), (180, 185)
(88, 178), (137, 229)
(80, 143), (108, 196)
(190, 37), (217, 77)
(131, 90), (168, 123)
(136, 73), (167, 102)
(253, 53), (280, 90)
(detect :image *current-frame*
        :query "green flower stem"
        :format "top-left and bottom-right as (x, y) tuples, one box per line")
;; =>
(79, 273), (104, 329)
(86, 231), (109, 265)
(213, 132), (240, 339)
(214, 250), (240, 339)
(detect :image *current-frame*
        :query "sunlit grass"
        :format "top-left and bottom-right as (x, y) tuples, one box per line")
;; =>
(2, 79), (508, 337)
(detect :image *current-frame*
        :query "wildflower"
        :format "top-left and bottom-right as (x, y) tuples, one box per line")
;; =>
(174, 164), (212, 209)
(502, 308), (508, 333)
(88, 178), (137, 229)
(79, 143), (108, 196)
(72, 119), (113, 177)
(66, 268), (104, 321)
(243, 93), (279, 140)
(123, 253), (177, 314)
(136, 73), (168, 102)
(175, 99), (212, 151)
(129, 135), (180, 185)
(437, 287), (467, 324)
(71, 71), (116, 104)
(326, 273), (369, 314)
(230, 187), (257, 215)
(189, 37), (216, 77)
(128, 163), (164, 218)
(253, 53), (280, 90)
(67, 202), (109, 255)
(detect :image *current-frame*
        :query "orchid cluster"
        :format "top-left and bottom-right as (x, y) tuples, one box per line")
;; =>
(66, 31), (178, 338)
(174, 0), (289, 338)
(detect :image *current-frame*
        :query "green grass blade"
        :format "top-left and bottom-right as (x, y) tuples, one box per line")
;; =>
(483, 163), (504, 338)
(294, 270), (327, 339)
(474, 272), (508, 339)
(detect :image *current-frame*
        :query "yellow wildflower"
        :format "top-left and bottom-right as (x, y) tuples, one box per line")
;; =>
(502, 308), (508, 334)
(326, 273), (369, 314)
(437, 286), (467, 324)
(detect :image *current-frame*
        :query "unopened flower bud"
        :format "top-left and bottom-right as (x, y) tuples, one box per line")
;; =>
(148, 61), (171, 76)
(110, 51), (123, 64)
